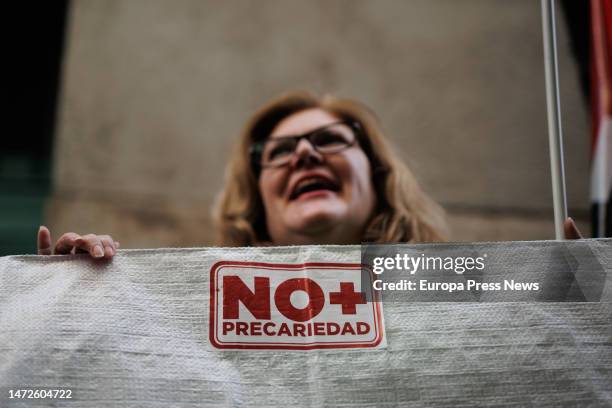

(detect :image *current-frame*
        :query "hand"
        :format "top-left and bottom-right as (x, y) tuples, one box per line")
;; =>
(563, 217), (583, 240)
(37, 226), (120, 259)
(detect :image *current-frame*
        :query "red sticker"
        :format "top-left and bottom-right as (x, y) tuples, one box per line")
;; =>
(209, 261), (385, 350)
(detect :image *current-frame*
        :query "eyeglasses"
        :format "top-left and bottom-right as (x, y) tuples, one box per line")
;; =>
(250, 121), (360, 168)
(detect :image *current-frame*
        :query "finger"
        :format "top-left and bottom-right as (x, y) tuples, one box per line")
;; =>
(105, 237), (118, 251)
(98, 235), (116, 258)
(563, 217), (583, 240)
(74, 234), (105, 258)
(37, 226), (52, 255)
(54, 232), (82, 254)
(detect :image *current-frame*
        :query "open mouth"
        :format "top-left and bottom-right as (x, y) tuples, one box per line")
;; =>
(289, 177), (340, 200)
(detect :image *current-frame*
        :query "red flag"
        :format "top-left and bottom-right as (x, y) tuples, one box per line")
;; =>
(590, 0), (612, 237)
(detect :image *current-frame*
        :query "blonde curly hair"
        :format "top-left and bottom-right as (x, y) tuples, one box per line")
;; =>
(213, 91), (448, 246)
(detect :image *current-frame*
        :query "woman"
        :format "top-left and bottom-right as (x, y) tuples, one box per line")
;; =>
(37, 91), (582, 256)
(214, 91), (447, 246)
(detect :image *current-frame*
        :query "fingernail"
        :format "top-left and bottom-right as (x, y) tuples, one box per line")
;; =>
(93, 245), (104, 258)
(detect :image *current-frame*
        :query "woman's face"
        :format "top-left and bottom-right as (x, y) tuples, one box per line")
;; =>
(258, 108), (376, 245)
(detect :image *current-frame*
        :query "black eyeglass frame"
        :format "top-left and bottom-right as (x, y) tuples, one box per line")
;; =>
(249, 120), (363, 170)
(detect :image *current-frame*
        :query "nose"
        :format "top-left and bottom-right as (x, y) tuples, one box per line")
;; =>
(290, 138), (323, 168)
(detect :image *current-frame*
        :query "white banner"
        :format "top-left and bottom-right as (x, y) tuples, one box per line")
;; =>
(0, 241), (610, 407)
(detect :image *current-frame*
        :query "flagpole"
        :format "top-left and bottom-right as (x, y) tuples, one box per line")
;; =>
(541, 0), (568, 240)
